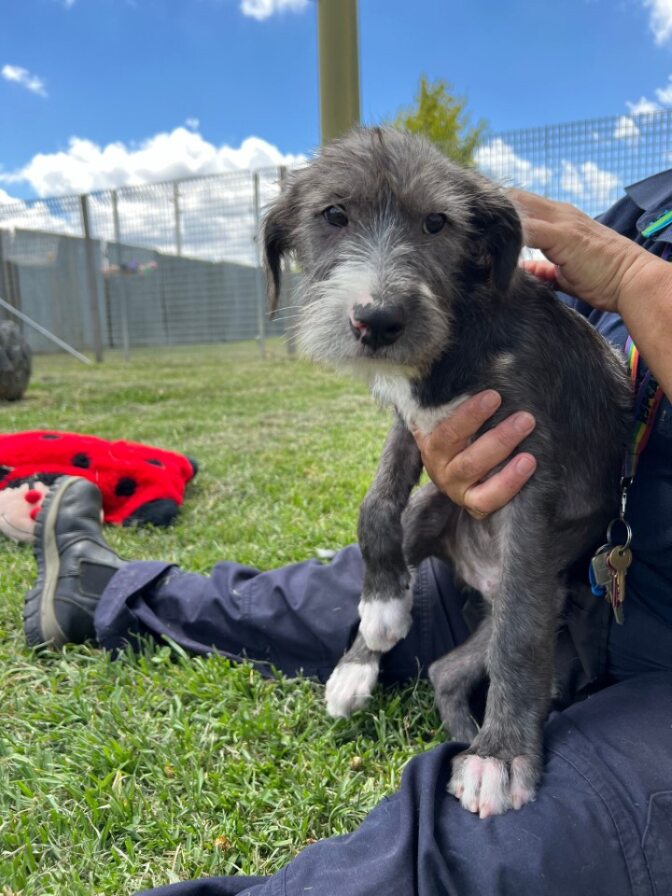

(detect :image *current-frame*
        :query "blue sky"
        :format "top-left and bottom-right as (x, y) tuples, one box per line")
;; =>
(3, 0), (672, 200)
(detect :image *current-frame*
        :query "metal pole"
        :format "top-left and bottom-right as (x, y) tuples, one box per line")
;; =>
(112, 190), (131, 361)
(79, 194), (104, 362)
(0, 296), (92, 365)
(0, 231), (11, 317)
(278, 166), (296, 357)
(173, 182), (182, 256)
(317, 0), (361, 143)
(252, 172), (266, 359)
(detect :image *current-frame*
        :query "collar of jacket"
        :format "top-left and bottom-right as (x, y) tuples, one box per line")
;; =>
(626, 168), (672, 243)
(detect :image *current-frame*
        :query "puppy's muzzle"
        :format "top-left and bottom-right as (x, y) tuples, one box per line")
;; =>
(350, 303), (406, 350)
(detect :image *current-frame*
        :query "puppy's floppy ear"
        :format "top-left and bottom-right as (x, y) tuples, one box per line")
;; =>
(262, 182), (297, 314)
(474, 194), (523, 293)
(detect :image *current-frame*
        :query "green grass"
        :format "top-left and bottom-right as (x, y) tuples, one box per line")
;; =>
(0, 342), (444, 895)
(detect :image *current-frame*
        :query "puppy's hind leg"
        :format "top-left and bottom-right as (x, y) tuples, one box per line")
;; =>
(428, 617), (491, 743)
(325, 632), (381, 718)
(448, 513), (560, 818)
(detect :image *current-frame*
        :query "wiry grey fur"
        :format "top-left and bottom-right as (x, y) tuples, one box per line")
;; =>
(262, 127), (631, 818)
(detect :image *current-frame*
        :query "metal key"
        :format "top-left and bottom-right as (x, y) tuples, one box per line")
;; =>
(589, 544), (612, 595)
(607, 546), (632, 624)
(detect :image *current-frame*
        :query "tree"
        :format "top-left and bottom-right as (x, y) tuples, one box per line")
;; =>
(393, 76), (486, 166)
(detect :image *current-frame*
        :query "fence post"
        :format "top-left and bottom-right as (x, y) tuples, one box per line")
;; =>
(112, 190), (131, 361)
(278, 165), (296, 357)
(252, 172), (266, 359)
(0, 232), (12, 318)
(173, 182), (182, 256)
(79, 193), (104, 363)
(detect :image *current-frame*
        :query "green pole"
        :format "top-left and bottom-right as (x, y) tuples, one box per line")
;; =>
(317, 0), (361, 143)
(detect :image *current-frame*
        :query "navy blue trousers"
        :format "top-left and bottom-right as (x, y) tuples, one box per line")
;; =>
(93, 549), (672, 896)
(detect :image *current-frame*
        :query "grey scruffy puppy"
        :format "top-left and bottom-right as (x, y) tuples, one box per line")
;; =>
(262, 127), (631, 818)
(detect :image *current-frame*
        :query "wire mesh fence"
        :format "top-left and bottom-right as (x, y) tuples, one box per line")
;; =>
(473, 111), (670, 218)
(0, 109), (670, 358)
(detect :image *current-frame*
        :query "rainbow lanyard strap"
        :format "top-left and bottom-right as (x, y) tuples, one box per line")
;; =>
(588, 249), (667, 616)
(622, 335), (664, 488)
(588, 334), (664, 615)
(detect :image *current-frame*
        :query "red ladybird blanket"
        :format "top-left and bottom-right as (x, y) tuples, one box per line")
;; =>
(0, 430), (198, 542)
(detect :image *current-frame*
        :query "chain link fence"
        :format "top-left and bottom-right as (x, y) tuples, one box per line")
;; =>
(0, 109), (670, 358)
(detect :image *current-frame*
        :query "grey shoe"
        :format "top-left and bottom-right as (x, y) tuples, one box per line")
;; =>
(24, 476), (125, 648)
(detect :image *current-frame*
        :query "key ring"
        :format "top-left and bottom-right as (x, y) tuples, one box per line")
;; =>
(606, 517), (632, 551)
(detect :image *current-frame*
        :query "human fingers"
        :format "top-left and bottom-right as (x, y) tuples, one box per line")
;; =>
(412, 391), (503, 465)
(510, 187), (563, 222)
(424, 411), (536, 511)
(509, 188), (576, 261)
(463, 452), (537, 518)
(510, 188), (637, 311)
(520, 259), (559, 286)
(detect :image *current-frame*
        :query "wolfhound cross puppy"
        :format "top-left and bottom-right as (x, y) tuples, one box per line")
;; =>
(262, 127), (631, 818)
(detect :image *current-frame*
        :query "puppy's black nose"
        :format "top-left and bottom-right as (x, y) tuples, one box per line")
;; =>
(350, 304), (406, 348)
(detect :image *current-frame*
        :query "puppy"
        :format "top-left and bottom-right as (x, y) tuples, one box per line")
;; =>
(262, 127), (631, 817)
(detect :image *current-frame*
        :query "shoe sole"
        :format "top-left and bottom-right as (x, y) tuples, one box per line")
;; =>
(23, 476), (76, 648)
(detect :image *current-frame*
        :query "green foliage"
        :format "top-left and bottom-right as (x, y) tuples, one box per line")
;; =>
(394, 75), (486, 166)
(0, 342), (444, 895)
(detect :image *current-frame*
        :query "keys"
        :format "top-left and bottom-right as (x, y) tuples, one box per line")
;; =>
(606, 546), (632, 625)
(589, 544), (612, 596)
(590, 497), (634, 625)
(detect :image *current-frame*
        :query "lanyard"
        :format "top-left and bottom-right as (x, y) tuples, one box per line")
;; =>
(622, 335), (664, 486)
(588, 261), (666, 618)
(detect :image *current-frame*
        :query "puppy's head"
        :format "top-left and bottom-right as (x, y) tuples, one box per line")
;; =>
(263, 127), (522, 376)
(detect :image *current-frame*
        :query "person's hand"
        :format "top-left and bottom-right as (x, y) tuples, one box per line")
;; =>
(412, 391), (537, 519)
(511, 188), (652, 314)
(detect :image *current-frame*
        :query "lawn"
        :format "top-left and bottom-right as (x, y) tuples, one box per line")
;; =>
(0, 341), (444, 896)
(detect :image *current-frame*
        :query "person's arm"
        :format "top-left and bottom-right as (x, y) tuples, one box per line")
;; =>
(513, 188), (672, 398)
(417, 188), (672, 515)
(614, 252), (672, 397)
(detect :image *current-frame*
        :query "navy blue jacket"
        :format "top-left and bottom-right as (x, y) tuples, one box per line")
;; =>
(561, 170), (672, 634)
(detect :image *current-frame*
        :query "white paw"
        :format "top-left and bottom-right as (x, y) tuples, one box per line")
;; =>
(448, 754), (537, 818)
(325, 661), (379, 718)
(358, 595), (412, 652)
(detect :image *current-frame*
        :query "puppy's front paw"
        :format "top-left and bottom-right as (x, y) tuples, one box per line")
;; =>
(448, 753), (538, 818)
(358, 594), (412, 652)
(325, 660), (379, 718)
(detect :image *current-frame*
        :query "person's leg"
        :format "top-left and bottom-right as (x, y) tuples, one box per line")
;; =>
(96, 554), (471, 683)
(136, 670), (672, 896)
(25, 477), (471, 683)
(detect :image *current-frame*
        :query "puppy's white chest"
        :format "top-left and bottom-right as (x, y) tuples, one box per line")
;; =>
(371, 374), (469, 436)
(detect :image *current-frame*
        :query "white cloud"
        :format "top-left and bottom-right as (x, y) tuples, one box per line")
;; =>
(474, 140), (619, 213)
(0, 126), (306, 197)
(560, 161), (620, 209)
(624, 72), (672, 115)
(474, 138), (550, 191)
(185, 117), (200, 130)
(0, 194), (82, 240)
(655, 76), (672, 104)
(0, 128), (305, 265)
(0, 187), (19, 206)
(2, 64), (47, 98)
(643, 0), (672, 44)
(624, 74), (672, 119)
(240, 0), (309, 21)
(627, 96), (662, 115)
(614, 115), (640, 140)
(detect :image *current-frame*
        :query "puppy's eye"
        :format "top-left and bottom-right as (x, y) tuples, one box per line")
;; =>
(323, 205), (349, 227)
(423, 213), (447, 235)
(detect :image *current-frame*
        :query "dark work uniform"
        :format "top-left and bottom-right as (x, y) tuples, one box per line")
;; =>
(95, 172), (672, 896)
